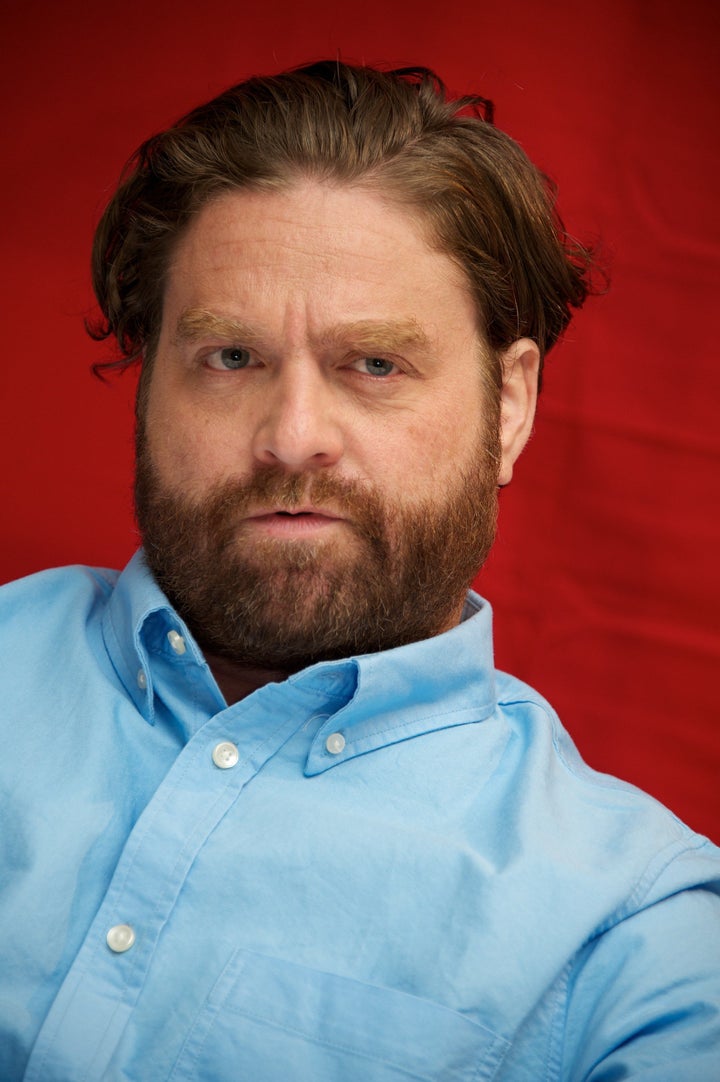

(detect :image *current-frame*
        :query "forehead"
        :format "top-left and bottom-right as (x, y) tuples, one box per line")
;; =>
(163, 180), (480, 346)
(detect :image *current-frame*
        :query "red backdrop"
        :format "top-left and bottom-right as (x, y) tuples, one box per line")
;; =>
(2, 0), (719, 838)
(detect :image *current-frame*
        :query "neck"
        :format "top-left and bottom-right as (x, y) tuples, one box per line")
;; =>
(202, 596), (469, 705)
(203, 650), (296, 704)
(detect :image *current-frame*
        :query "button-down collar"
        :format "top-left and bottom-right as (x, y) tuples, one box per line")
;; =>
(102, 550), (224, 725)
(102, 550), (497, 769)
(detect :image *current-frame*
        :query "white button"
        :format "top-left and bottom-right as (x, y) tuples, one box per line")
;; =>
(325, 732), (346, 755)
(212, 741), (239, 769)
(106, 924), (135, 953)
(136, 669), (147, 690)
(167, 629), (186, 655)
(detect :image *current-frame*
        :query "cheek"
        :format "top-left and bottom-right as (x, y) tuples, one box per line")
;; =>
(143, 394), (239, 493)
(374, 416), (482, 502)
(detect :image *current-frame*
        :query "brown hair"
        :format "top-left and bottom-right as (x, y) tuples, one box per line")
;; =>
(90, 61), (597, 389)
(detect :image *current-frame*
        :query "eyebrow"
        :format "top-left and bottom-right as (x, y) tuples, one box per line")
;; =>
(174, 309), (262, 346)
(174, 307), (432, 355)
(319, 319), (431, 355)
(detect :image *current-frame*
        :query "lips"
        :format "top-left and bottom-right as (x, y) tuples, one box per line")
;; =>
(246, 506), (343, 521)
(241, 506), (346, 537)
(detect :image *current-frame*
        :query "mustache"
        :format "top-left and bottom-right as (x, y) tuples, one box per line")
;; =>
(214, 468), (370, 513)
(145, 466), (390, 547)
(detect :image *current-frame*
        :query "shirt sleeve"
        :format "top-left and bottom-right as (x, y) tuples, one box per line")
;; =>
(561, 885), (720, 1080)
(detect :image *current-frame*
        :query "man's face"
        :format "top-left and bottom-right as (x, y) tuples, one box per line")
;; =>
(137, 181), (502, 669)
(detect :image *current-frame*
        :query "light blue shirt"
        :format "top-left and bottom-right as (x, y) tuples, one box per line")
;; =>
(1, 551), (719, 1080)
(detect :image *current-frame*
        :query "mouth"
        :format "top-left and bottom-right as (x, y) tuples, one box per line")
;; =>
(242, 506), (345, 537)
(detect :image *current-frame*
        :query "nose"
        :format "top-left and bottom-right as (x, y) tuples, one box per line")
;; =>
(251, 360), (344, 471)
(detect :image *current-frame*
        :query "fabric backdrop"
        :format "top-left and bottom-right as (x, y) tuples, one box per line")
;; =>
(2, 0), (718, 839)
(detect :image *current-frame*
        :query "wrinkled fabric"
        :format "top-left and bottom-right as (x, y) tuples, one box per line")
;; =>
(1, 550), (719, 1081)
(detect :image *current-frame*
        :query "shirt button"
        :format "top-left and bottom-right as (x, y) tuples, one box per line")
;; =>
(106, 924), (136, 953)
(167, 629), (186, 655)
(136, 669), (147, 690)
(212, 741), (239, 769)
(325, 732), (346, 755)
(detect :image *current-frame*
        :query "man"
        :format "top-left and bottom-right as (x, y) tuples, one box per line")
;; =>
(1, 62), (718, 1080)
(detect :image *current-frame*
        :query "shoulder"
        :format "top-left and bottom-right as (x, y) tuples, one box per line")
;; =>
(0, 564), (120, 623)
(0, 564), (120, 652)
(0, 564), (119, 607)
(492, 666), (720, 901)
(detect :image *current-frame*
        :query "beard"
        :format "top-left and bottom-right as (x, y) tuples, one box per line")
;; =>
(135, 427), (500, 673)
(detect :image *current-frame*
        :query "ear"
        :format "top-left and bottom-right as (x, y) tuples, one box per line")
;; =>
(498, 338), (540, 486)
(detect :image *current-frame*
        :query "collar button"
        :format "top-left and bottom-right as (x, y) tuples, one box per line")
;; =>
(325, 732), (346, 755)
(167, 629), (187, 655)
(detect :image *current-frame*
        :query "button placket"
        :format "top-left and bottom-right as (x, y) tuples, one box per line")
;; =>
(23, 688), (327, 1082)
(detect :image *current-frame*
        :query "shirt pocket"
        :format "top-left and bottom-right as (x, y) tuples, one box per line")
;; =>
(168, 947), (509, 1082)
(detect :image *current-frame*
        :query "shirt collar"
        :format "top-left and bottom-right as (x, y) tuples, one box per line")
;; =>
(102, 550), (497, 763)
(296, 592), (496, 774)
(102, 550), (224, 723)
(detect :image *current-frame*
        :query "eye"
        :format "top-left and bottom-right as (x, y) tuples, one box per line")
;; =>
(351, 357), (398, 378)
(207, 346), (253, 371)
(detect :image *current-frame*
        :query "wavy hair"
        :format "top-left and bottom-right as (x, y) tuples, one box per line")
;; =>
(90, 61), (598, 390)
